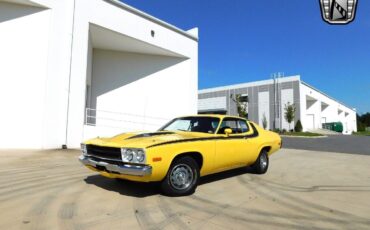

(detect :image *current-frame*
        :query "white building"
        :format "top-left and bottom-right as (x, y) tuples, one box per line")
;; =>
(0, 0), (198, 149)
(198, 76), (357, 134)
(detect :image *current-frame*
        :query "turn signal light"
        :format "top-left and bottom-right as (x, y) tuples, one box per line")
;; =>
(152, 157), (162, 162)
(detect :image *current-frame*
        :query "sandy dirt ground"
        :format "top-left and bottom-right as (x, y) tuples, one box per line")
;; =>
(0, 148), (370, 230)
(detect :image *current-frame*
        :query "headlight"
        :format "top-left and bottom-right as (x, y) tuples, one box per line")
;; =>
(126, 149), (134, 161)
(80, 143), (87, 155)
(136, 150), (145, 162)
(121, 148), (146, 163)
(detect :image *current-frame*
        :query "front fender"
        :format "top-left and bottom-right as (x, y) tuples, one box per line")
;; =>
(147, 142), (212, 180)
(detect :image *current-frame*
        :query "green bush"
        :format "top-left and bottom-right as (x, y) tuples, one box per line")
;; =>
(294, 120), (303, 132)
(273, 128), (280, 133)
(357, 121), (366, 132)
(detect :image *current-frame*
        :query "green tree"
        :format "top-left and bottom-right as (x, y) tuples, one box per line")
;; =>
(284, 102), (296, 132)
(230, 94), (248, 118)
(294, 119), (303, 132)
(357, 114), (366, 131)
(358, 112), (370, 127)
(262, 113), (268, 129)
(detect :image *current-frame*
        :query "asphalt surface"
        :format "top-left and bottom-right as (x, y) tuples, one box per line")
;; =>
(1, 149), (370, 229)
(282, 135), (370, 155)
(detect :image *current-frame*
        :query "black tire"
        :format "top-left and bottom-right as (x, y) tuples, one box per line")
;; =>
(252, 150), (269, 174)
(161, 156), (200, 196)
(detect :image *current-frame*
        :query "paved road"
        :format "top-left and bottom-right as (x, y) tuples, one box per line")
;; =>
(282, 135), (370, 155)
(1, 149), (370, 229)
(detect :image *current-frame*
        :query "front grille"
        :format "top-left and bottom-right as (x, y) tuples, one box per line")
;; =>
(86, 145), (121, 161)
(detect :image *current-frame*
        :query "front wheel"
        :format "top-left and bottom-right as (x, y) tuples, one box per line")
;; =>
(161, 156), (199, 196)
(252, 150), (269, 174)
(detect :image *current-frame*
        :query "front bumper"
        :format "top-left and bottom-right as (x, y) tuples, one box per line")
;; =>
(79, 155), (152, 176)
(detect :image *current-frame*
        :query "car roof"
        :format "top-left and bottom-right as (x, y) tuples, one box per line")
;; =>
(178, 114), (248, 120)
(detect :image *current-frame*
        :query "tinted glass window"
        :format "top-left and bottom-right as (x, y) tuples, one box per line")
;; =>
(238, 120), (250, 133)
(218, 118), (250, 134)
(218, 118), (238, 134)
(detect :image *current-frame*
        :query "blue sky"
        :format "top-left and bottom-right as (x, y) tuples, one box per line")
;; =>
(121, 0), (370, 113)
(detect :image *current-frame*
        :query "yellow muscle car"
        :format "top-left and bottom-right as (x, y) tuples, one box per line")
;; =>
(79, 115), (282, 196)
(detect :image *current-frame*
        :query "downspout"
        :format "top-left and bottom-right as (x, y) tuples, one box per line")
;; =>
(63, 0), (77, 149)
(228, 89), (230, 115)
(273, 75), (276, 130)
(278, 76), (282, 130)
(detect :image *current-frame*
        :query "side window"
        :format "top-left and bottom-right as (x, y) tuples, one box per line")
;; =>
(211, 121), (219, 130)
(217, 118), (238, 134)
(238, 120), (250, 133)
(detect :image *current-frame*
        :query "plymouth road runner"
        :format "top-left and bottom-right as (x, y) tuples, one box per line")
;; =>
(79, 115), (282, 196)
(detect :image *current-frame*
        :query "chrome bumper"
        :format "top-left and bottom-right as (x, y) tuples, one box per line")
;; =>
(79, 155), (152, 176)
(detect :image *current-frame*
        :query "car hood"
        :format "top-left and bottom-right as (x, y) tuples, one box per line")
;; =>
(84, 131), (207, 149)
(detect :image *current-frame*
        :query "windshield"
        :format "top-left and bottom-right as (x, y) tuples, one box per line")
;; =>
(159, 117), (220, 134)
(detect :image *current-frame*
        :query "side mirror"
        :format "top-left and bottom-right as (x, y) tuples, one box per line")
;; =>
(224, 128), (232, 136)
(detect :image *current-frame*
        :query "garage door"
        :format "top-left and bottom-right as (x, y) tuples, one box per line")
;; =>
(306, 114), (315, 130)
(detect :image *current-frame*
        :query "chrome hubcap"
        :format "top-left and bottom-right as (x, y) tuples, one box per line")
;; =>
(260, 154), (267, 169)
(170, 164), (194, 190)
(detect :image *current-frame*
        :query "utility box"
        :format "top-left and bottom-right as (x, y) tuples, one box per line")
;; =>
(322, 122), (343, 133)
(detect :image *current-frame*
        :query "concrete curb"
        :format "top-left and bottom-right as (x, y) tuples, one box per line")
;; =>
(280, 135), (327, 138)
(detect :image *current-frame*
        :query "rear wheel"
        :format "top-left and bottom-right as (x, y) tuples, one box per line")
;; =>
(252, 150), (269, 174)
(161, 156), (199, 196)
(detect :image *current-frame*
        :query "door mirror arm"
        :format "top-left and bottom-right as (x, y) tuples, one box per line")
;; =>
(224, 128), (232, 136)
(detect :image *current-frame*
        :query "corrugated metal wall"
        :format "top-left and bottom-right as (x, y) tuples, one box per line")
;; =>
(198, 80), (301, 130)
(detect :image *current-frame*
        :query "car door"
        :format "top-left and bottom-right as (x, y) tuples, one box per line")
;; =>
(214, 118), (258, 172)
(214, 118), (247, 171)
(239, 120), (260, 164)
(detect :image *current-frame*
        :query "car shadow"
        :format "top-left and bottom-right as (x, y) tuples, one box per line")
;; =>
(84, 167), (256, 198)
(84, 175), (161, 198)
(199, 166), (256, 185)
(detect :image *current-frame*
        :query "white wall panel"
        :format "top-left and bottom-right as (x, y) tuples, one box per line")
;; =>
(0, 3), (50, 148)
(66, 0), (198, 147)
(87, 49), (190, 135)
(0, 0), (198, 148)
(258, 91), (270, 130)
(281, 89), (294, 131)
(305, 114), (315, 130)
(198, 97), (227, 112)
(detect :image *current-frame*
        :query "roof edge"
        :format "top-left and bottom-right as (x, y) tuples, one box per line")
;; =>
(198, 75), (301, 94)
(105, 0), (198, 42)
(300, 81), (356, 112)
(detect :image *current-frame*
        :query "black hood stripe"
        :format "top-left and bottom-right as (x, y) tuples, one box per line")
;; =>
(126, 132), (174, 140)
(147, 123), (259, 149)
